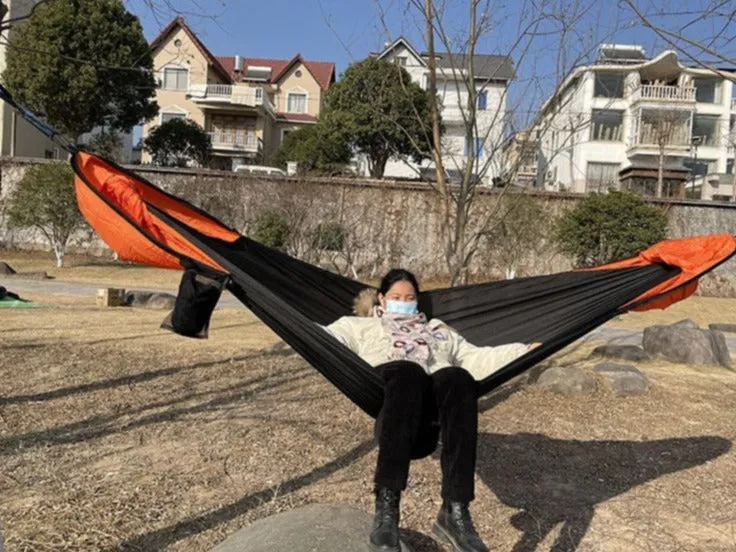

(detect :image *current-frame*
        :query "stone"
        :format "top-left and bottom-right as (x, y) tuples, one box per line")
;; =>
(591, 344), (650, 362)
(0, 262), (16, 275)
(536, 366), (597, 396)
(594, 363), (649, 396)
(671, 318), (700, 329)
(709, 323), (736, 333)
(96, 287), (126, 307)
(142, 292), (177, 310)
(210, 503), (413, 552)
(125, 291), (177, 310)
(643, 324), (732, 369)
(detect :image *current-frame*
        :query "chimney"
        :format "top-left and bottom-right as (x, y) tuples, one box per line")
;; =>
(234, 55), (243, 72)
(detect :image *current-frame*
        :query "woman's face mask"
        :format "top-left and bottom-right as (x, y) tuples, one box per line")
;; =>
(385, 299), (419, 315)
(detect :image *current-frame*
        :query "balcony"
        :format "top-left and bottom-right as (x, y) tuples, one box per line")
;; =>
(631, 84), (696, 104)
(208, 131), (262, 153)
(189, 85), (275, 115)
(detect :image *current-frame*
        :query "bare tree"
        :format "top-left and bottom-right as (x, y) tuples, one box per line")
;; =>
(371, 0), (620, 284)
(635, 108), (692, 197)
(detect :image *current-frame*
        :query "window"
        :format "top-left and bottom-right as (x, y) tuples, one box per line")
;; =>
(477, 91), (487, 111)
(161, 112), (186, 124)
(594, 73), (624, 98)
(162, 67), (188, 90)
(692, 114), (720, 146)
(396, 56), (407, 67)
(295, 69), (303, 78)
(287, 92), (307, 113)
(281, 129), (292, 143)
(684, 158), (718, 177)
(586, 162), (619, 193)
(693, 78), (721, 104)
(465, 137), (483, 157)
(590, 110), (623, 141)
(726, 158), (733, 175)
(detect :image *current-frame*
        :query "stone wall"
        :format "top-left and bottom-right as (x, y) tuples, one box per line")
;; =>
(2, 157), (736, 288)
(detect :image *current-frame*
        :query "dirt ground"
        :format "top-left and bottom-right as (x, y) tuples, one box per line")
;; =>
(2, 256), (736, 551)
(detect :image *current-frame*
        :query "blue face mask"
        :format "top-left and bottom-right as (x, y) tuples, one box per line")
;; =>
(385, 300), (419, 315)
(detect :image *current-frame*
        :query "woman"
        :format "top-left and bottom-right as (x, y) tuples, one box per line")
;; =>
(325, 269), (539, 552)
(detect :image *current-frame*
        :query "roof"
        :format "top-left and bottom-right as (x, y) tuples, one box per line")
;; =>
(149, 17), (232, 83)
(429, 52), (516, 80)
(375, 37), (427, 67)
(275, 112), (318, 123)
(150, 18), (336, 90)
(216, 55), (335, 90)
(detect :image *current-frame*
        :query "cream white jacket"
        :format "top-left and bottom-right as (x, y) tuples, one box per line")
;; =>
(325, 315), (528, 381)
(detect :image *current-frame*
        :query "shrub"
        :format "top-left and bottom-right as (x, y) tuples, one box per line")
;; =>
(312, 222), (346, 251)
(7, 163), (86, 267)
(251, 210), (290, 250)
(553, 190), (667, 267)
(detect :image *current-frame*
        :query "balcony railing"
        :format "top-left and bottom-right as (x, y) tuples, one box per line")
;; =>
(189, 85), (275, 114)
(632, 84), (696, 103)
(208, 132), (261, 151)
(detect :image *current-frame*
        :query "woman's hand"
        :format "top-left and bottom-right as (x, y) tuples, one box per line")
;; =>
(527, 342), (542, 351)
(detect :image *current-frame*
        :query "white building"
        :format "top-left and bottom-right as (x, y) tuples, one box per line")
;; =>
(536, 44), (736, 198)
(365, 38), (514, 183)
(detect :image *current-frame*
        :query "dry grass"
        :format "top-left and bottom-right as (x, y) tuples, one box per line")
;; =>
(1, 290), (736, 550)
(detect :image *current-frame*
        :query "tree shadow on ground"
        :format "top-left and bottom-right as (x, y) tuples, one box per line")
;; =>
(475, 433), (731, 552)
(0, 367), (313, 453)
(0, 348), (283, 407)
(111, 438), (378, 551)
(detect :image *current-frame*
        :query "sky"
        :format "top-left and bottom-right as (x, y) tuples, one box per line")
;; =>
(127, 0), (735, 133)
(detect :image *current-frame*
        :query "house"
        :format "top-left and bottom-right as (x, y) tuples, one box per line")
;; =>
(0, 0), (65, 159)
(535, 44), (736, 196)
(501, 129), (538, 187)
(143, 17), (335, 170)
(367, 37), (514, 183)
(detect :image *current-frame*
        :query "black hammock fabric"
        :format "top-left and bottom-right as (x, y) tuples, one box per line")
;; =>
(148, 205), (683, 418)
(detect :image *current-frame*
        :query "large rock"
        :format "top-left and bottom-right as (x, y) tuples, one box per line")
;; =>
(591, 344), (649, 362)
(125, 291), (177, 310)
(0, 262), (16, 275)
(594, 363), (649, 396)
(210, 503), (413, 552)
(671, 318), (700, 329)
(536, 366), (597, 396)
(643, 324), (732, 369)
(709, 323), (736, 334)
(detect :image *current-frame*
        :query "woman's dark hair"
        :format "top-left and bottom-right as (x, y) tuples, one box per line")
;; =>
(379, 268), (420, 296)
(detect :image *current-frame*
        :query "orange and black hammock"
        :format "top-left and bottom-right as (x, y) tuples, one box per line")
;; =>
(2, 84), (735, 419)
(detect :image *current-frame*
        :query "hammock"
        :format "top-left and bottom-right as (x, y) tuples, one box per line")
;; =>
(1, 84), (734, 420)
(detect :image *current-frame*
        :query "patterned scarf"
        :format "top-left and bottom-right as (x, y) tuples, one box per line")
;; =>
(375, 306), (450, 368)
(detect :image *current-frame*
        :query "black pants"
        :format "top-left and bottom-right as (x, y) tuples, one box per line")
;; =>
(374, 360), (479, 503)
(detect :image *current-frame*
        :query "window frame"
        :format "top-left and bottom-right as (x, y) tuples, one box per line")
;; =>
(590, 109), (624, 142)
(162, 66), (189, 91)
(286, 91), (308, 114)
(477, 90), (488, 111)
(593, 73), (624, 99)
(585, 161), (620, 193)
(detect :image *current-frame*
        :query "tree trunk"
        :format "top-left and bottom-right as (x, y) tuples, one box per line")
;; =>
(53, 242), (65, 268)
(369, 152), (389, 179)
(656, 145), (665, 197)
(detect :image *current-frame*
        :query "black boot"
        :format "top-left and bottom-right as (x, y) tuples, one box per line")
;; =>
(369, 487), (401, 552)
(433, 501), (489, 552)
